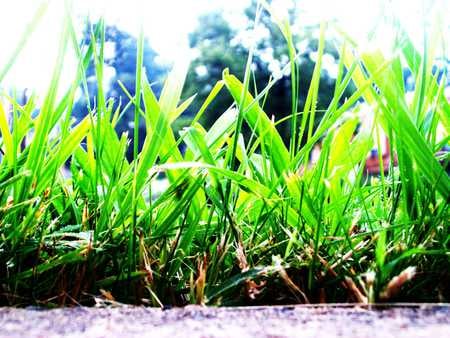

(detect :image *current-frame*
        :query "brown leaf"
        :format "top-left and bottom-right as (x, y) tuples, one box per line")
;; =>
(99, 289), (115, 301)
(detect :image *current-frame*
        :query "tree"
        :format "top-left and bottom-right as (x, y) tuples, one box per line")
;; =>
(183, 12), (251, 128)
(184, 1), (354, 143)
(73, 23), (166, 159)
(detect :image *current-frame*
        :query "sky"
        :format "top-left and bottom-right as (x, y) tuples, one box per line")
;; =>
(0, 0), (448, 98)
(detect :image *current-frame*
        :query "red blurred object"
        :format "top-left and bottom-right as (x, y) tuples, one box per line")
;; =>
(364, 137), (397, 175)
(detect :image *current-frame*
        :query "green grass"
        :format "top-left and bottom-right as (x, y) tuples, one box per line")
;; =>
(0, 2), (448, 307)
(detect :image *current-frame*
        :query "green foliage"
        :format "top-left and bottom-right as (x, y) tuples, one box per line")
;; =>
(73, 21), (167, 160)
(183, 1), (353, 144)
(0, 2), (448, 307)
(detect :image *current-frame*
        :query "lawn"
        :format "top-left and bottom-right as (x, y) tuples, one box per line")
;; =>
(0, 1), (448, 307)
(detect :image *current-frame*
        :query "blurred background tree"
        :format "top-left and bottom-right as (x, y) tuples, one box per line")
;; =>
(183, 0), (354, 144)
(73, 2), (355, 151)
(73, 23), (167, 159)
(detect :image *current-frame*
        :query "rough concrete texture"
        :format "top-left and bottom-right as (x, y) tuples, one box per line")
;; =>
(0, 304), (449, 338)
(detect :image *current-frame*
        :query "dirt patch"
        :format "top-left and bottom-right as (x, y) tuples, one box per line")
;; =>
(0, 304), (448, 338)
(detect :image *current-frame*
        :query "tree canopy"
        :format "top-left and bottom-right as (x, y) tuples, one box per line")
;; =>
(184, 1), (354, 143)
(73, 23), (166, 158)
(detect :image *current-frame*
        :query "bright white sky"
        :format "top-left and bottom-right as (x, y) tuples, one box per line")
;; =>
(0, 0), (448, 98)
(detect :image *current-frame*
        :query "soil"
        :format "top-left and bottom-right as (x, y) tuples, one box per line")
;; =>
(0, 304), (448, 338)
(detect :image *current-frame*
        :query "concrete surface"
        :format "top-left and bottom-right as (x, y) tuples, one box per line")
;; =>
(0, 304), (449, 338)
